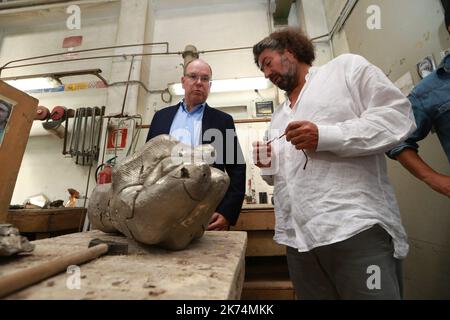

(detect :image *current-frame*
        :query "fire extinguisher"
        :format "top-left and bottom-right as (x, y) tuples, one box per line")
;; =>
(95, 157), (116, 184)
(97, 165), (112, 184)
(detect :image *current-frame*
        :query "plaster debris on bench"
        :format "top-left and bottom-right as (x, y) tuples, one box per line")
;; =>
(0, 224), (35, 257)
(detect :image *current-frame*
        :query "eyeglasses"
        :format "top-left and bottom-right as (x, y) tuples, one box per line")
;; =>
(266, 133), (285, 145)
(266, 133), (309, 170)
(185, 74), (211, 84)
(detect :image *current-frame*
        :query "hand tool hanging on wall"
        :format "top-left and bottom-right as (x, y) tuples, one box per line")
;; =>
(64, 106), (105, 166)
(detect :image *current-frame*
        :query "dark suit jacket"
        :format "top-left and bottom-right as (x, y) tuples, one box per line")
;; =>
(146, 102), (246, 225)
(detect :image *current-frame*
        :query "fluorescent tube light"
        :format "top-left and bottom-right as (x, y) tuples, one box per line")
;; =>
(1, 69), (106, 92)
(5, 77), (60, 91)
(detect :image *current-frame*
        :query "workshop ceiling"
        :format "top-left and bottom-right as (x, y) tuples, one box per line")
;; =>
(0, 0), (120, 28)
(153, 0), (294, 26)
(0, 0), (295, 26)
(0, 0), (80, 10)
(152, 0), (264, 11)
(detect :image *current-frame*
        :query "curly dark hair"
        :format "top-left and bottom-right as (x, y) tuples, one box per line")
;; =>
(253, 27), (315, 67)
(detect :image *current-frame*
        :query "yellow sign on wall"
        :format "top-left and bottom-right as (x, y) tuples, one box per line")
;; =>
(65, 82), (89, 91)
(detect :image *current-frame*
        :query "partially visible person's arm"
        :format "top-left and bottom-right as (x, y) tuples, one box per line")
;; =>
(396, 148), (450, 198)
(386, 76), (450, 198)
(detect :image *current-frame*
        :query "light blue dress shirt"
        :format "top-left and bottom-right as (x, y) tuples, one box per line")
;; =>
(169, 100), (206, 146)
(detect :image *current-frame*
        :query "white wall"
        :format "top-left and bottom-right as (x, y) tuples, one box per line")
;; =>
(2, 1), (121, 204)
(0, 2), (120, 77)
(322, 0), (350, 57)
(141, 0), (274, 126)
(322, 0), (347, 31)
(296, 0), (332, 65)
(11, 135), (95, 206)
(137, 0), (277, 199)
(342, 0), (450, 84)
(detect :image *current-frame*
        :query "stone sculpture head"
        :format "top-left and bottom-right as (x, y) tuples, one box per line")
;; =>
(88, 134), (230, 250)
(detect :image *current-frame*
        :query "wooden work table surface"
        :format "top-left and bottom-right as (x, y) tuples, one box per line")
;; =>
(0, 230), (247, 300)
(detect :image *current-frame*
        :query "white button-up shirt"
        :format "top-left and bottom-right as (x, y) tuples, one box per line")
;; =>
(261, 54), (416, 259)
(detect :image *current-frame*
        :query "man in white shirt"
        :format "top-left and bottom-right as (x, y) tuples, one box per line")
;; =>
(252, 28), (416, 299)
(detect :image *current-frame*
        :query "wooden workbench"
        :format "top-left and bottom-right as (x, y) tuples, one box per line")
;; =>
(6, 207), (87, 240)
(231, 207), (295, 300)
(232, 206), (284, 256)
(0, 230), (247, 300)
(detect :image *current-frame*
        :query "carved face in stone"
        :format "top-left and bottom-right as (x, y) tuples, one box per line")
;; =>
(87, 135), (230, 250)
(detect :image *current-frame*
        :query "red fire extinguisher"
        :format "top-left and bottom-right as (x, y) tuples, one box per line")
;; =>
(95, 157), (116, 184)
(97, 164), (112, 184)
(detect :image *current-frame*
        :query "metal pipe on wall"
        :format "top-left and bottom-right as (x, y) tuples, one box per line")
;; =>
(182, 45), (199, 66)
(301, 0), (358, 58)
(0, 42), (170, 75)
(330, 0), (359, 35)
(328, 0), (358, 57)
(267, 0), (274, 34)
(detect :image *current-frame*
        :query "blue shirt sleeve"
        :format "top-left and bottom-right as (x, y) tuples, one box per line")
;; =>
(386, 92), (431, 159)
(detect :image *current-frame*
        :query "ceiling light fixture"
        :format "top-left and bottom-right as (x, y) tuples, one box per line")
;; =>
(4, 77), (60, 91)
(0, 69), (107, 91)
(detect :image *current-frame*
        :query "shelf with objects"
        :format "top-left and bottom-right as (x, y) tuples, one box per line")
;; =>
(6, 206), (87, 241)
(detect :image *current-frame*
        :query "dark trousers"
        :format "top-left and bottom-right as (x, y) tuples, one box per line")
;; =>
(286, 224), (403, 300)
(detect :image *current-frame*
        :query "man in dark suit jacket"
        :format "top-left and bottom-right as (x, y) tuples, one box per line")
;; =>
(146, 59), (246, 230)
(442, 0), (450, 34)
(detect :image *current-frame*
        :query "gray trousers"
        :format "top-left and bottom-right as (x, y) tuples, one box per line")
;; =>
(286, 224), (403, 300)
